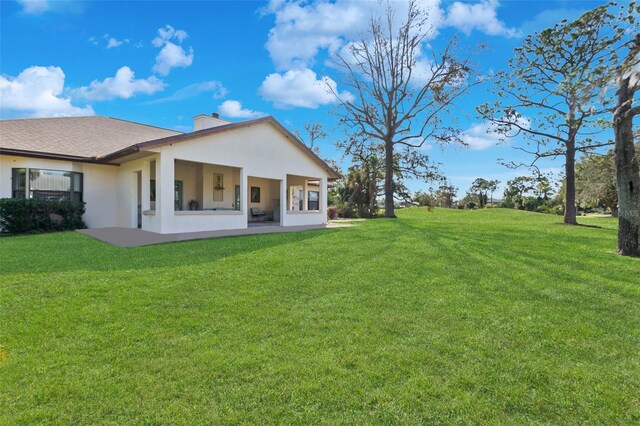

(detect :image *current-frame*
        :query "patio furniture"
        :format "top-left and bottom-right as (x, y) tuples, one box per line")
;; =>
(250, 208), (268, 222)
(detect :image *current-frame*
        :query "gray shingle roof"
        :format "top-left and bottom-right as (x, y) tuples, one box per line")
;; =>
(0, 116), (180, 158)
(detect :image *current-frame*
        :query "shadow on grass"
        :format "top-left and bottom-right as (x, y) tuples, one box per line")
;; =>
(0, 228), (339, 275)
(555, 222), (604, 229)
(430, 219), (638, 289)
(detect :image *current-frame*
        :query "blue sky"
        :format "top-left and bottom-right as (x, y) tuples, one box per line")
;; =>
(1, 0), (610, 196)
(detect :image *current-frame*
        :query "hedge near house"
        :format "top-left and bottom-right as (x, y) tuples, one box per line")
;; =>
(0, 199), (86, 234)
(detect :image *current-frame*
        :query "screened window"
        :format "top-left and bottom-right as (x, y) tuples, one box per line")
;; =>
(308, 190), (320, 210)
(12, 168), (83, 202)
(150, 180), (156, 202)
(12, 168), (26, 199)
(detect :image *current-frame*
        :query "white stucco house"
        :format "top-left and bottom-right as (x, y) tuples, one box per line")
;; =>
(0, 114), (340, 234)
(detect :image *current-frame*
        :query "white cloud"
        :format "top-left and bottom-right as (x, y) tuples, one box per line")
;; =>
(265, 0), (366, 70)
(16, 0), (49, 14)
(461, 121), (503, 150)
(74, 66), (165, 101)
(144, 80), (227, 105)
(152, 25), (188, 47)
(0, 66), (93, 117)
(17, 0), (86, 15)
(265, 0), (443, 71)
(445, 0), (519, 37)
(259, 68), (352, 109)
(89, 34), (130, 49)
(107, 37), (124, 49)
(153, 43), (194, 75)
(462, 116), (530, 150)
(519, 8), (587, 36)
(152, 25), (194, 75)
(218, 100), (266, 119)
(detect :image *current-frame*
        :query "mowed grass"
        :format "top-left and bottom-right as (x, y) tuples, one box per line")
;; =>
(0, 208), (638, 424)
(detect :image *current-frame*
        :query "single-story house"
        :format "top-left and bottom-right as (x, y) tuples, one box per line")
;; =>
(0, 114), (340, 234)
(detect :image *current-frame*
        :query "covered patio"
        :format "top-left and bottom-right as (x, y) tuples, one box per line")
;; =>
(78, 224), (331, 247)
(173, 159), (242, 212)
(246, 176), (281, 225)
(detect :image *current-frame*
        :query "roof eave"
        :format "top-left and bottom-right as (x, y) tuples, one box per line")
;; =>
(96, 146), (141, 163)
(0, 148), (107, 164)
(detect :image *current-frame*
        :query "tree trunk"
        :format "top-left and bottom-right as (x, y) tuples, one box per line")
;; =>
(613, 76), (640, 257)
(564, 143), (578, 225)
(369, 178), (377, 217)
(610, 205), (619, 218)
(384, 138), (396, 218)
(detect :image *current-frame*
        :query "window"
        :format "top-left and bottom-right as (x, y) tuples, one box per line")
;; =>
(12, 168), (83, 202)
(308, 191), (320, 210)
(150, 180), (156, 202)
(12, 168), (26, 199)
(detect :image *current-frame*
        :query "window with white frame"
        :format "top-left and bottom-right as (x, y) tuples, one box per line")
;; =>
(308, 190), (320, 210)
(12, 168), (83, 202)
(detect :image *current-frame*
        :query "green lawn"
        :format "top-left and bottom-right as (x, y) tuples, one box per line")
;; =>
(1, 208), (638, 424)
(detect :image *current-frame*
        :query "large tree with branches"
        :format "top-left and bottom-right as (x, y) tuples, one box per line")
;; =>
(331, 0), (476, 217)
(477, 5), (629, 225)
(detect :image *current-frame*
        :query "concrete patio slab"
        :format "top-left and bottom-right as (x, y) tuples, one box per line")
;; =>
(78, 224), (335, 247)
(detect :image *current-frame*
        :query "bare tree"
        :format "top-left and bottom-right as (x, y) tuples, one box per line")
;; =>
(330, 0), (476, 218)
(295, 121), (343, 177)
(295, 122), (327, 154)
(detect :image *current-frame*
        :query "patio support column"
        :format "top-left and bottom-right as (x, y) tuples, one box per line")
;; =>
(280, 177), (287, 227)
(141, 161), (151, 212)
(140, 160), (151, 230)
(157, 152), (175, 233)
(303, 179), (308, 211)
(320, 178), (327, 225)
(129, 171), (138, 228)
(240, 168), (248, 228)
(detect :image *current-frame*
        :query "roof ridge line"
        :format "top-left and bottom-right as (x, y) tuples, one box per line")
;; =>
(104, 116), (183, 134)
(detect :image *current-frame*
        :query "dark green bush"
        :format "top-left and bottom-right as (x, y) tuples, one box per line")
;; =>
(337, 203), (356, 218)
(0, 199), (86, 234)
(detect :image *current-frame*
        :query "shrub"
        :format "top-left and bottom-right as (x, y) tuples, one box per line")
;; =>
(0, 199), (86, 234)
(535, 204), (551, 214)
(337, 203), (356, 218)
(499, 199), (515, 209)
(550, 205), (564, 215)
(328, 205), (338, 220)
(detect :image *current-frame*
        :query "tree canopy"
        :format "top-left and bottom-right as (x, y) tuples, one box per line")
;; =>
(477, 3), (630, 225)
